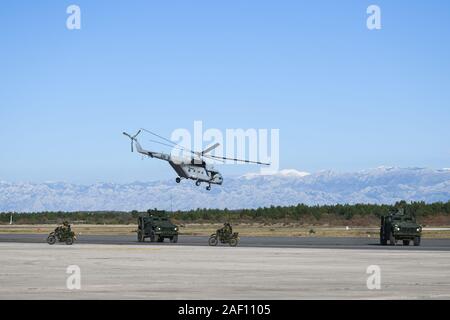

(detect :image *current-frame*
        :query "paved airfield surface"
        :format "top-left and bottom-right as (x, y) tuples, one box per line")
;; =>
(1, 242), (450, 299)
(2, 235), (450, 299)
(1, 234), (450, 251)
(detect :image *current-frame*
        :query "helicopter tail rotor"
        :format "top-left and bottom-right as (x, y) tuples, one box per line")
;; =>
(123, 130), (142, 152)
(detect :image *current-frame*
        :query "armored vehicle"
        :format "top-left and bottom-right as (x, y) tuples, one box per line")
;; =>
(137, 212), (179, 243)
(380, 208), (422, 246)
(47, 222), (76, 245)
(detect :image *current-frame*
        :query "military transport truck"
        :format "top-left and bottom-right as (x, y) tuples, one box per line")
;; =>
(380, 208), (422, 246)
(137, 212), (179, 243)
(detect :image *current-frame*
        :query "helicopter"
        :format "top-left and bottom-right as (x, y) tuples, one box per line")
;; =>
(123, 129), (270, 191)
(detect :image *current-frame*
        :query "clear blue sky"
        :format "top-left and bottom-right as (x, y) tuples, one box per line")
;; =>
(1, 0), (449, 183)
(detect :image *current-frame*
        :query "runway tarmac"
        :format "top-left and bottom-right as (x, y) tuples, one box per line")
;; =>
(1, 242), (449, 299)
(1, 234), (450, 251)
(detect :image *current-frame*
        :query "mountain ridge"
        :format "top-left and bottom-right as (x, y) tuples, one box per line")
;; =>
(1, 167), (449, 212)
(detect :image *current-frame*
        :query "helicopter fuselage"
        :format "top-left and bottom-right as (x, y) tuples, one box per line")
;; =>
(133, 138), (223, 188)
(169, 161), (223, 185)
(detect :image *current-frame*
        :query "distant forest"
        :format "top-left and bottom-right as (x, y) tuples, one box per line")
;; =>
(1, 201), (449, 225)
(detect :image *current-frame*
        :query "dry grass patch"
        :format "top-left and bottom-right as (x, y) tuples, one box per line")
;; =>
(0, 223), (449, 239)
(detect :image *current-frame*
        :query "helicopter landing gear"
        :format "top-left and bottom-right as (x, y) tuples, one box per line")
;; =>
(195, 180), (201, 187)
(176, 177), (181, 184)
(206, 185), (211, 191)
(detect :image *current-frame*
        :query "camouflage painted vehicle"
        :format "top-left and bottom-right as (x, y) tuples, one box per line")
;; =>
(209, 223), (239, 247)
(380, 208), (422, 246)
(137, 212), (179, 243)
(47, 223), (76, 245)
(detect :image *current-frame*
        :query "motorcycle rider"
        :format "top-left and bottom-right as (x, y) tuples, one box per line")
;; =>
(219, 223), (233, 239)
(54, 221), (70, 238)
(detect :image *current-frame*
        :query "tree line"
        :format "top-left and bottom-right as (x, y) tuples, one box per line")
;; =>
(1, 201), (449, 225)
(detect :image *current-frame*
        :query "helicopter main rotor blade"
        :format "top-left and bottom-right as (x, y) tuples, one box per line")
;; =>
(139, 128), (268, 165)
(148, 139), (194, 154)
(202, 154), (226, 163)
(141, 128), (196, 155)
(206, 155), (271, 166)
(201, 143), (220, 155)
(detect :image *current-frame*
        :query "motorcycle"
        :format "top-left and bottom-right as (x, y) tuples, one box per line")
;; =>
(209, 230), (239, 247)
(47, 228), (76, 245)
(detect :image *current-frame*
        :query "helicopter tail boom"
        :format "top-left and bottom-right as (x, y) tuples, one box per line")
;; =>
(123, 130), (171, 161)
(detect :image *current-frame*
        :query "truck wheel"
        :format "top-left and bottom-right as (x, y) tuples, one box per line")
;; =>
(229, 238), (238, 247)
(209, 236), (218, 246)
(389, 232), (396, 246)
(137, 231), (144, 242)
(47, 235), (57, 245)
(65, 237), (74, 245)
(403, 240), (410, 246)
(157, 236), (164, 243)
(170, 235), (178, 243)
(413, 236), (421, 246)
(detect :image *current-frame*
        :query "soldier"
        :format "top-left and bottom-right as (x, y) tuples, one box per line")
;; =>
(54, 225), (63, 237)
(54, 221), (70, 237)
(223, 223), (232, 238)
(394, 200), (407, 210)
(63, 221), (71, 231)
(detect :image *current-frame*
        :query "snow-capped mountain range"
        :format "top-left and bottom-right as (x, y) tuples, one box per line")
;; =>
(1, 167), (449, 212)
